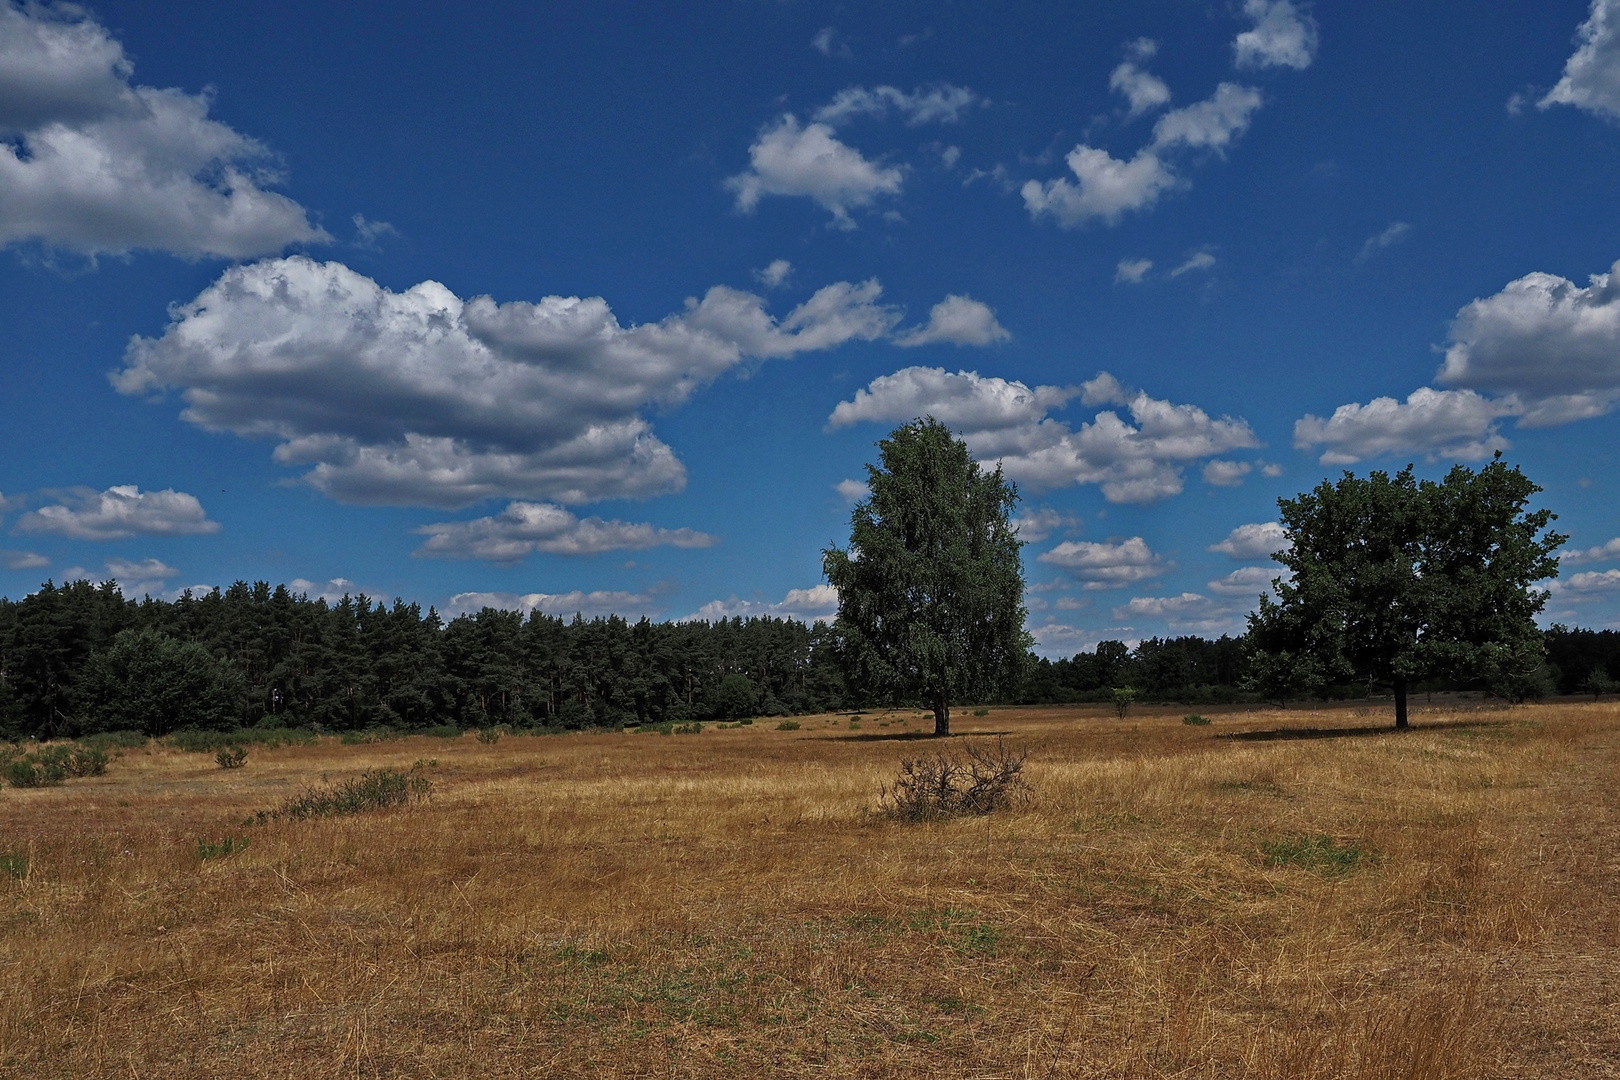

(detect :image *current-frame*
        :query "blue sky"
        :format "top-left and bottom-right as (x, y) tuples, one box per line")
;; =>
(5, 0), (1620, 653)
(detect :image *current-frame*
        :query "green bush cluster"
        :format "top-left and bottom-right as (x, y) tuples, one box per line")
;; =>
(252, 767), (432, 824)
(775, 720), (801, 731)
(2, 743), (108, 788)
(1182, 713), (1211, 726)
(215, 745), (248, 769)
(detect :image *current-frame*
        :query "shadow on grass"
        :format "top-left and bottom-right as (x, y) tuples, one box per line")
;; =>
(1218, 718), (1512, 742)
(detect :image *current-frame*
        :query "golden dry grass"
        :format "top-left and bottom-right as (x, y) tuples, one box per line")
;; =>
(2, 701), (1618, 1078)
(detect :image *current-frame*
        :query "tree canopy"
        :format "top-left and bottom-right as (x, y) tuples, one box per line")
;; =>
(1248, 457), (1565, 727)
(822, 417), (1030, 736)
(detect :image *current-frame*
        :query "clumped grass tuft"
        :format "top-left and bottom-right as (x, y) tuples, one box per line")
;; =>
(196, 836), (249, 860)
(252, 767), (432, 824)
(0, 852), (26, 879)
(1261, 833), (1373, 876)
(775, 719), (801, 731)
(475, 726), (503, 744)
(880, 738), (1029, 821)
(972, 707), (990, 717)
(1183, 713), (1212, 726)
(215, 745), (248, 770)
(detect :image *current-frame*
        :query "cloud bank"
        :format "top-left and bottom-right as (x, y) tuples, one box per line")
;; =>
(829, 368), (1259, 503)
(0, 2), (324, 257)
(415, 501), (716, 563)
(15, 485), (219, 540)
(116, 257), (960, 510)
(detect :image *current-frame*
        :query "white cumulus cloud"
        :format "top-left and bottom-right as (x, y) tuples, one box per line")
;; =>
(15, 485), (219, 540)
(726, 115), (903, 228)
(1009, 507), (1080, 544)
(1209, 521), (1290, 561)
(0, 2), (325, 258)
(1116, 257), (1153, 284)
(829, 368), (1259, 503)
(1356, 221), (1411, 264)
(103, 556), (177, 596)
(1170, 250), (1217, 278)
(1023, 83), (1262, 229)
(115, 257), (911, 509)
(1207, 565), (1287, 599)
(0, 549), (49, 570)
(414, 501), (717, 563)
(1540, 0), (1620, 121)
(813, 84), (984, 127)
(1293, 388), (1515, 465)
(1233, 0), (1320, 71)
(1564, 537), (1620, 564)
(894, 295), (1010, 347)
(1201, 459), (1251, 486)
(1038, 536), (1165, 590)
(443, 587), (669, 620)
(681, 584), (840, 623)
(1438, 258), (1620, 425)
(834, 478), (870, 502)
(755, 259), (792, 288)
(1109, 62), (1172, 119)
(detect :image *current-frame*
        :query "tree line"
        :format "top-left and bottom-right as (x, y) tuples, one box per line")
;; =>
(0, 574), (1610, 742)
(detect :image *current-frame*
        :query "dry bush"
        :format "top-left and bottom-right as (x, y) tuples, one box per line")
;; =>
(879, 737), (1028, 819)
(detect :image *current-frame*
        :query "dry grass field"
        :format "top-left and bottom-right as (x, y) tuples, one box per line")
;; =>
(2, 701), (1618, 1078)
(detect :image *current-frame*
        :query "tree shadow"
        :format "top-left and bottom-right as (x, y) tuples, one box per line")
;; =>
(1218, 718), (1512, 742)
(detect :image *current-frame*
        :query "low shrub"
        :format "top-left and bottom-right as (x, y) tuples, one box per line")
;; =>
(421, 725), (462, 740)
(252, 767), (432, 824)
(216, 745), (248, 769)
(475, 726), (503, 744)
(1183, 714), (1211, 726)
(2, 744), (108, 788)
(775, 720), (801, 731)
(671, 722), (703, 735)
(972, 707), (990, 717)
(880, 739), (1030, 821)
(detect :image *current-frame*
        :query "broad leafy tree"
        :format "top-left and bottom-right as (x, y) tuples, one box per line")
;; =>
(1248, 457), (1564, 728)
(823, 417), (1030, 736)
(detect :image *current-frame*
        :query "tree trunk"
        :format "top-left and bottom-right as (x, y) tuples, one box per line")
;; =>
(933, 695), (950, 737)
(1394, 675), (1409, 730)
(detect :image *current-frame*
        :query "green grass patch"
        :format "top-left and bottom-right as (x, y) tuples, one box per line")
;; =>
(775, 720), (801, 731)
(1183, 713), (1211, 725)
(0, 852), (26, 879)
(1261, 834), (1373, 876)
(197, 836), (250, 860)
